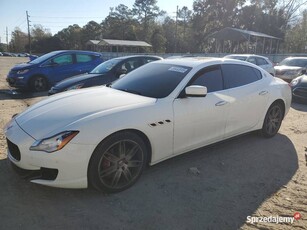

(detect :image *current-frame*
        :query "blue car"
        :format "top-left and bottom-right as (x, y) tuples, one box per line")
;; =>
(6, 50), (103, 92)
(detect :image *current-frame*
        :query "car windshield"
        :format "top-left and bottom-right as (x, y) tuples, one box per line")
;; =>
(28, 51), (62, 64)
(111, 63), (192, 98)
(279, 59), (307, 67)
(90, 59), (121, 74)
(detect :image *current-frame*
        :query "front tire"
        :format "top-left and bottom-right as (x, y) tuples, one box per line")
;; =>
(261, 102), (284, 138)
(88, 131), (147, 193)
(30, 76), (48, 92)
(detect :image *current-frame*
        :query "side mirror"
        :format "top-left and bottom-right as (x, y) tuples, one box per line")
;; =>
(185, 85), (207, 97)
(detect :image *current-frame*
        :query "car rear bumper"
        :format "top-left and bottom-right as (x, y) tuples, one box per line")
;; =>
(4, 119), (93, 189)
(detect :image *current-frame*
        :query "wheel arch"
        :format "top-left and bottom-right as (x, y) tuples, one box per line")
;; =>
(270, 99), (286, 119)
(89, 128), (153, 165)
(28, 74), (49, 88)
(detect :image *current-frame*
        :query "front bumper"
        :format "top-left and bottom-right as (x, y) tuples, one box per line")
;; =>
(292, 87), (307, 100)
(6, 74), (28, 88)
(4, 119), (94, 189)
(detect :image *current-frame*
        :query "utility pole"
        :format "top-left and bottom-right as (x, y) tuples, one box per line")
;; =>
(174, 5), (178, 53)
(26, 11), (31, 54)
(6, 26), (8, 51)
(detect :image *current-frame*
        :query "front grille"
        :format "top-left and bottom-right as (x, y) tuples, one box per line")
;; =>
(7, 138), (21, 161)
(293, 87), (307, 98)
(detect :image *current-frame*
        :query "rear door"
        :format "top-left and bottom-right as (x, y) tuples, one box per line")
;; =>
(75, 53), (101, 74)
(221, 64), (269, 138)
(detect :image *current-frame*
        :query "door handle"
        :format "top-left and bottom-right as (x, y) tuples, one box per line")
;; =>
(215, 101), (228, 106)
(259, 91), (268, 96)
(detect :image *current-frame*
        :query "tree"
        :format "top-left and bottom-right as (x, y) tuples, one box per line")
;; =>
(132, 0), (165, 41)
(81, 21), (103, 48)
(55, 24), (82, 49)
(10, 27), (28, 52)
(151, 27), (166, 52)
(191, 0), (246, 51)
(102, 4), (137, 40)
(285, 10), (307, 52)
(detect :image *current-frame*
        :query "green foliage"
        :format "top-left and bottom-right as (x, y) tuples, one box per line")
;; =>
(10, 0), (307, 54)
(285, 10), (307, 52)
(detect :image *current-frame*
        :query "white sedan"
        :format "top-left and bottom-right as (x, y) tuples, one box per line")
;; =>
(4, 58), (292, 193)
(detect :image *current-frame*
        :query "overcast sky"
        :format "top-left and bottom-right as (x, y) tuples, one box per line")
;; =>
(0, 0), (194, 44)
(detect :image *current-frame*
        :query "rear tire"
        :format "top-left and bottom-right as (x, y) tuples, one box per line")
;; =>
(88, 131), (147, 193)
(30, 76), (48, 92)
(261, 102), (284, 138)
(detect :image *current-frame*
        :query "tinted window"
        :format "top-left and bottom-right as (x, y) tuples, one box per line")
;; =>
(117, 59), (141, 73)
(52, 55), (73, 65)
(222, 64), (261, 89)
(256, 57), (268, 65)
(76, 54), (93, 63)
(189, 66), (223, 93)
(247, 57), (257, 64)
(112, 63), (192, 98)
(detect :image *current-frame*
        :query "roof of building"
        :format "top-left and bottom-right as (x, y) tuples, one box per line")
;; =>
(98, 39), (152, 47)
(207, 27), (281, 41)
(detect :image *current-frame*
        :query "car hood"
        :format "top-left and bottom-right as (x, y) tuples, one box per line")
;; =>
(11, 62), (35, 71)
(15, 87), (156, 139)
(274, 66), (303, 71)
(54, 73), (106, 89)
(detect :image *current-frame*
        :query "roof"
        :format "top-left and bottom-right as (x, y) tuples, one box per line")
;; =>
(207, 27), (281, 42)
(98, 39), (152, 47)
(86, 40), (101, 45)
(159, 57), (221, 68)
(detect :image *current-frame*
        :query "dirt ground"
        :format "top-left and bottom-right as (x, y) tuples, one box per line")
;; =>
(0, 57), (306, 230)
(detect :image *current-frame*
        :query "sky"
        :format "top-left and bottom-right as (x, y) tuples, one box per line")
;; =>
(0, 0), (194, 44)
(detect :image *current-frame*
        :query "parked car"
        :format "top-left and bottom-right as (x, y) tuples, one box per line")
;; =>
(6, 50), (104, 92)
(4, 58), (291, 193)
(49, 55), (162, 95)
(274, 57), (307, 82)
(224, 54), (275, 76)
(290, 74), (307, 103)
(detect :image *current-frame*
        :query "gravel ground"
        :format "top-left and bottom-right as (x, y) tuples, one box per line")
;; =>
(0, 57), (306, 230)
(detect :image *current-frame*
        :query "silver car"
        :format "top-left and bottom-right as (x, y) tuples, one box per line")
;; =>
(224, 54), (275, 76)
(274, 57), (307, 82)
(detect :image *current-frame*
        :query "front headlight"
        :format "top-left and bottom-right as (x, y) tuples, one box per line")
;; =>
(290, 79), (299, 87)
(66, 83), (84, 91)
(17, 69), (29, 75)
(30, 131), (79, 153)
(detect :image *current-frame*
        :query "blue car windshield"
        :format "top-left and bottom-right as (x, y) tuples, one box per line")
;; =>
(90, 59), (121, 74)
(28, 51), (63, 64)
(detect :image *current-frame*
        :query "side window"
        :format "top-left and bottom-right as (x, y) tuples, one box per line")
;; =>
(76, 54), (93, 63)
(189, 65), (223, 93)
(222, 64), (261, 89)
(256, 57), (268, 65)
(52, 54), (73, 65)
(247, 57), (257, 65)
(119, 59), (138, 74)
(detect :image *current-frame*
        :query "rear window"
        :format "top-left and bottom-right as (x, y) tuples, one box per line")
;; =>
(222, 64), (262, 89)
(76, 54), (94, 63)
(256, 57), (268, 65)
